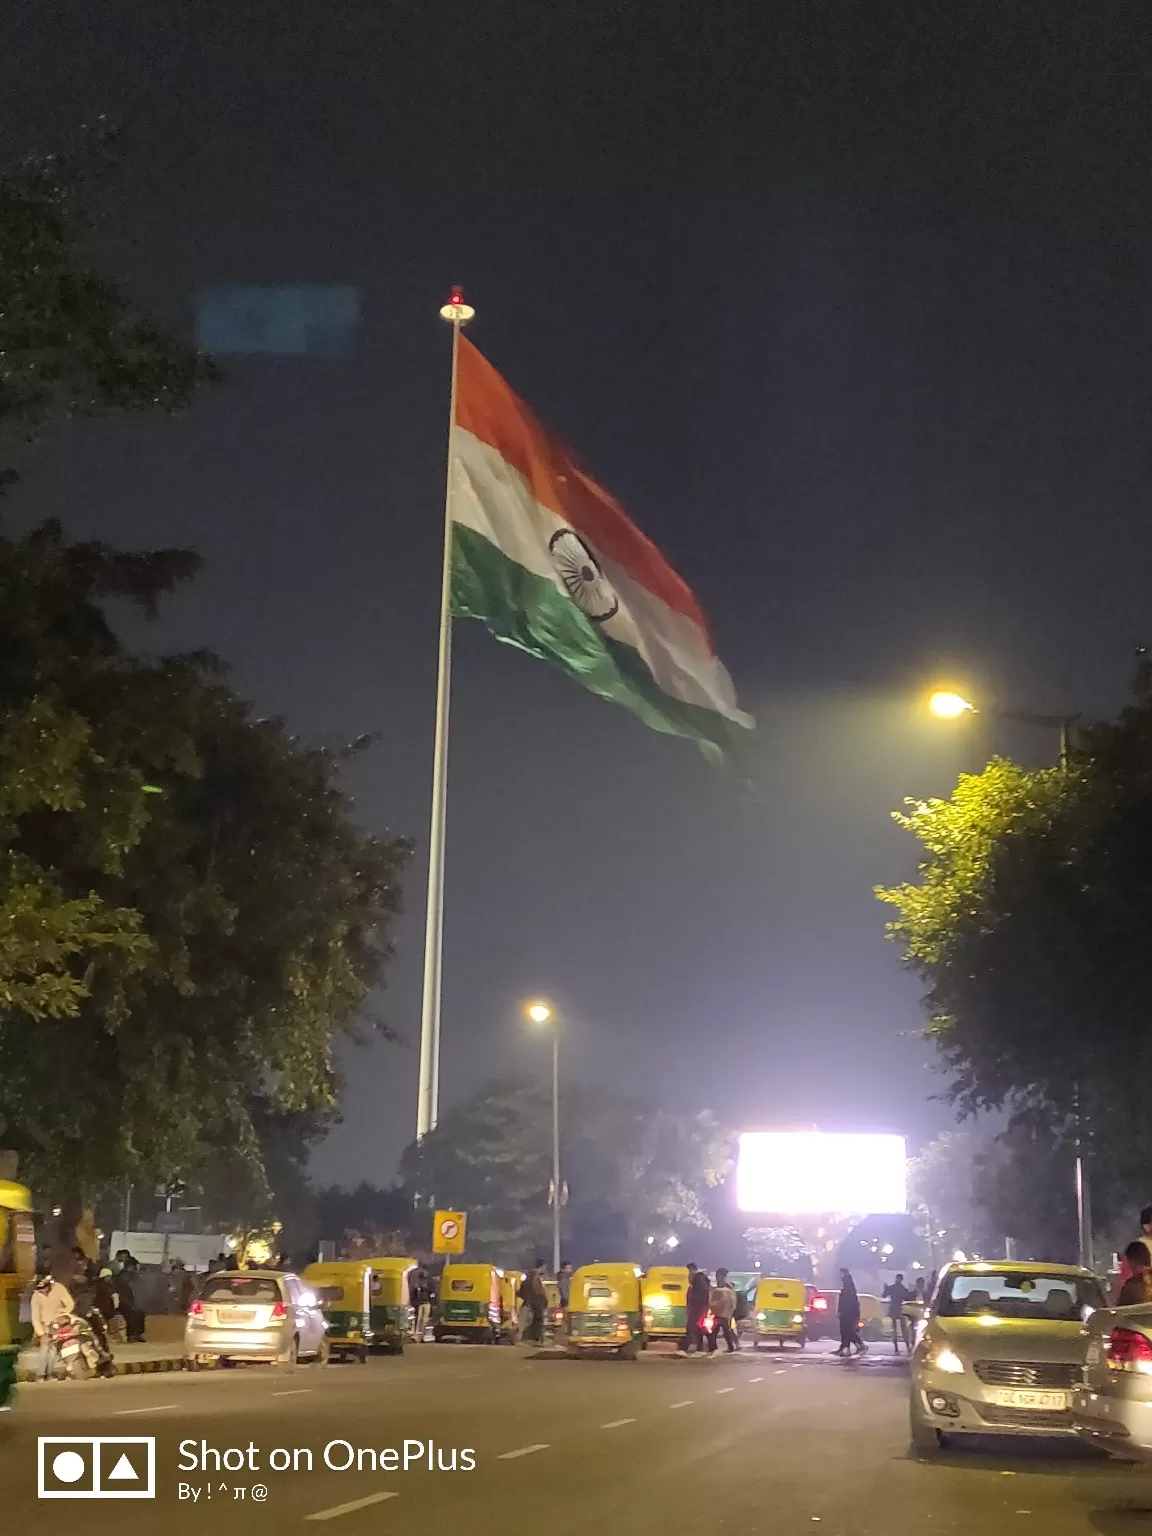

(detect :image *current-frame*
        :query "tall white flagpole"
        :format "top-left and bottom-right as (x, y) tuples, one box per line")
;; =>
(416, 287), (475, 1140)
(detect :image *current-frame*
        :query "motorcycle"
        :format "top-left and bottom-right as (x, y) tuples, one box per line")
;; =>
(46, 1311), (114, 1380)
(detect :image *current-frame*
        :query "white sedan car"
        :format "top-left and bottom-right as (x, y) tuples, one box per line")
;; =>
(186, 1270), (329, 1368)
(910, 1261), (1105, 1455)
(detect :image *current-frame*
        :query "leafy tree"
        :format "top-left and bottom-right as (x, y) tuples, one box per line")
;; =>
(399, 1077), (733, 1264)
(313, 1181), (417, 1257)
(906, 1130), (989, 1264)
(0, 125), (216, 489)
(743, 1225), (812, 1278)
(400, 1080), (555, 1261)
(971, 1121), (1078, 1264)
(879, 660), (1152, 1235)
(0, 523), (409, 1212)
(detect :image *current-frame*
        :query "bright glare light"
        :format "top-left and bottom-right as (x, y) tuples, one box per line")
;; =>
(881, 1243), (894, 1256)
(929, 690), (975, 719)
(952, 1249), (967, 1262)
(525, 1000), (553, 1025)
(736, 1132), (907, 1215)
(665, 1235), (679, 1250)
(933, 1348), (965, 1375)
(645, 1234), (655, 1245)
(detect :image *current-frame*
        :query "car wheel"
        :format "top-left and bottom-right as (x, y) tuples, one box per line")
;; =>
(910, 1406), (942, 1457)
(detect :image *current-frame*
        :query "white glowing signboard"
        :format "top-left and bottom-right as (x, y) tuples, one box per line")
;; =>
(736, 1132), (907, 1215)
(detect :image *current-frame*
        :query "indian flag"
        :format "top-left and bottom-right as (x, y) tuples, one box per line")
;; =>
(449, 337), (754, 762)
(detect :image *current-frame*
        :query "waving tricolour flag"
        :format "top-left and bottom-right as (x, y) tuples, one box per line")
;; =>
(448, 337), (753, 762)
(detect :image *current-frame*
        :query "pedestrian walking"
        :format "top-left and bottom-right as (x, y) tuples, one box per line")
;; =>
(835, 1268), (866, 1356)
(1116, 1242), (1152, 1306)
(882, 1272), (915, 1353)
(680, 1262), (711, 1353)
(30, 1273), (74, 1380)
(114, 1263), (145, 1343)
(707, 1268), (738, 1354)
(519, 1261), (548, 1344)
(914, 1276), (927, 1305)
(1115, 1207), (1152, 1302)
(557, 1261), (573, 1310)
(411, 1269), (432, 1340)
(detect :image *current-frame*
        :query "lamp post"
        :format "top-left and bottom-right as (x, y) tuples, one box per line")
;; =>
(928, 686), (1092, 1269)
(525, 1000), (561, 1276)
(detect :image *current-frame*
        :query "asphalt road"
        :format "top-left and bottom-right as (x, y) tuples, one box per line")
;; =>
(4, 1340), (1150, 1533)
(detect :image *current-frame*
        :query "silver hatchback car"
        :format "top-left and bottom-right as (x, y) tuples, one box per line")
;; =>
(185, 1270), (329, 1368)
(910, 1261), (1105, 1454)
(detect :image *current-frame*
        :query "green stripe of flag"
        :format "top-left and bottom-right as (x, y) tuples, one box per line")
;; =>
(450, 525), (747, 765)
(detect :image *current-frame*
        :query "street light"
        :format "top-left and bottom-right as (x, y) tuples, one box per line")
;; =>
(925, 683), (1090, 1267)
(524, 999), (561, 1276)
(928, 690), (976, 719)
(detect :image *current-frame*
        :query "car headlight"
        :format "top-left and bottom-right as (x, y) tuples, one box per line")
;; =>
(756, 1311), (765, 1321)
(931, 1347), (965, 1375)
(792, 1314), (804, 1323)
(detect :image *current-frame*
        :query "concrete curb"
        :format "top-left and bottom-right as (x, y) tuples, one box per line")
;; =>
(17, 1355), (187, 1383)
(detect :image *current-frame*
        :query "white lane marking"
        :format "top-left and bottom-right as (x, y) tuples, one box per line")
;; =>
(775, 1368), (787, 1375)
(272, 1388), (312, 1397)
(459, 1372), (481, 1378)
(749, 1376), (764, 1383)
(497, 1443), (549, 1460)
(715, 1386), (735, 1394)
(669, 1399), (694, 1408)
(305, 1491), (398, 1521)
(113, 1404), (179, 1416)
(600, 1417), (636, 1429)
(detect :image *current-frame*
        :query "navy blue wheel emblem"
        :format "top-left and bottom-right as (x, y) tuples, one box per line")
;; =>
(548, 528), (619, 623)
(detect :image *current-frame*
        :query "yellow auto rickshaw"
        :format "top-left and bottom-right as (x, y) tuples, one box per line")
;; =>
(300, 1261), (373, 1362)
(751, 1276), (807, 1349)
(497, 1269), (523, 1342)
(0, 1180), (35, 1410)
(435, 1263), (501, 1343)
(642, 1265), (691, 1342)
(363, 1257), (417, 1354)
(565, 1263), (645, 1359)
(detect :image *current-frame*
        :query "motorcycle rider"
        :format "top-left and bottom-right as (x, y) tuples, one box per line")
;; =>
(71, 1268), (117, 1377)
(30, 1273), (74, 1380)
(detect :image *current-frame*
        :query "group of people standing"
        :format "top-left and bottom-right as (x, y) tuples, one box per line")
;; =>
(679, 1263), (739, 1353)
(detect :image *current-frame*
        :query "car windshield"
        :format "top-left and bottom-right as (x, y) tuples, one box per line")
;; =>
(202, 1277), (281, 1303)
(935, 1270), (1103, 1321)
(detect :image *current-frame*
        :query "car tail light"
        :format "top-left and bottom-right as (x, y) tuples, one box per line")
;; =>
(271, 1300), (288, 1320)
(1107, 1327), (1152, 1373)
(811, 1296), (829, 1312)
(189, 1300), (204, 1318)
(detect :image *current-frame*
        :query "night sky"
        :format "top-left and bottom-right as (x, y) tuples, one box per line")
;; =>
(3, 4), (1150, 1184)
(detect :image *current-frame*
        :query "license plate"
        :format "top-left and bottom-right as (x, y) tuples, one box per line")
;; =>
(59, 1343), (80, 1357)
(218, 1308), (255, 1324)
(989, 1388), (1069, 1410)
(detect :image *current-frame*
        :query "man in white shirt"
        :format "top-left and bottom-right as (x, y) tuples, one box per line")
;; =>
(30, 1274), (74, 1380)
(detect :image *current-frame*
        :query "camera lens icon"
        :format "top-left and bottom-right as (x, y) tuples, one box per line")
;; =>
(52, 1451), (87, 1483)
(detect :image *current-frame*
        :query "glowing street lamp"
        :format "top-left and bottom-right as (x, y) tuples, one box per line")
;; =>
(523, 999), (561, 1276)
(928, 690), (976, 719)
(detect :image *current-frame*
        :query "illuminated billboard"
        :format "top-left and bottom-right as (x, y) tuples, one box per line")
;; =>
(736, 1132), (907, 1215)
